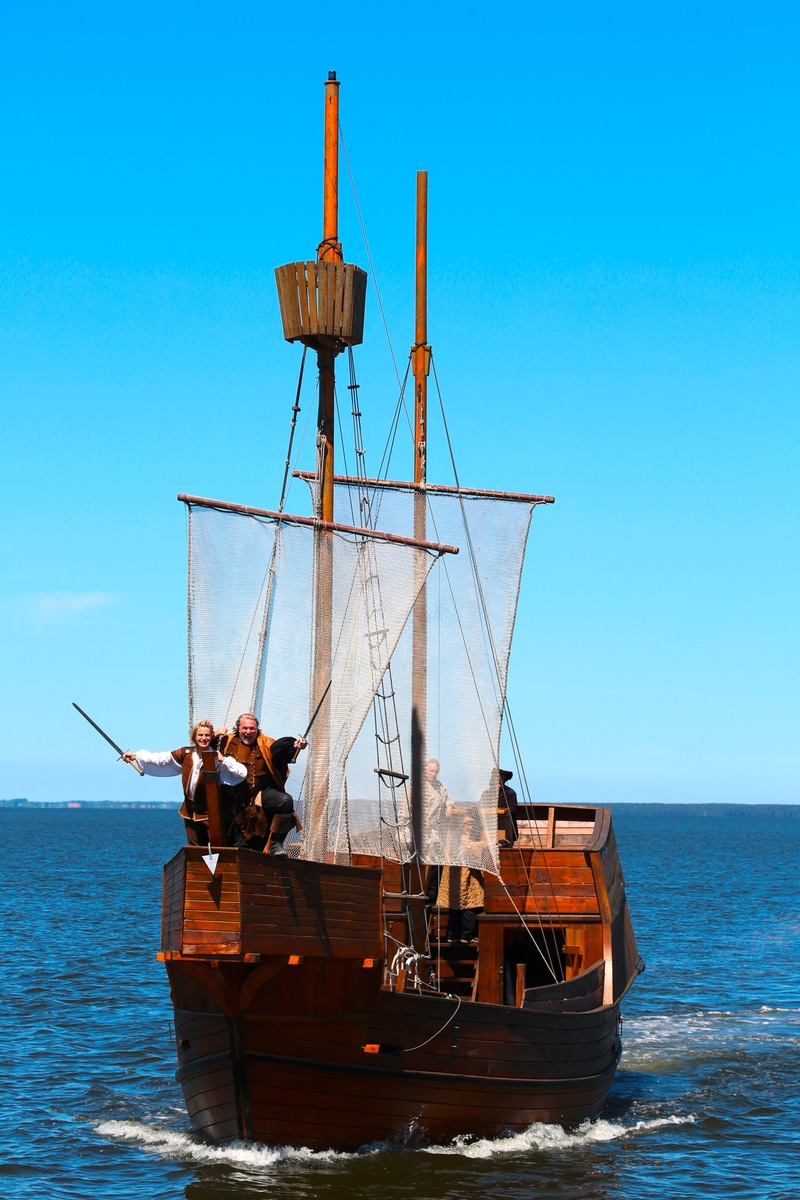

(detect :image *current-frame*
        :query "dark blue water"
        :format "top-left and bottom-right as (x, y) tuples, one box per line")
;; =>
(2, 804), (798, 1199)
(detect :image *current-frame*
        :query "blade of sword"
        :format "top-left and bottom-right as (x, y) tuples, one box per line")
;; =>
(303, 680), (332, 739)
(72, 702), (144, 773)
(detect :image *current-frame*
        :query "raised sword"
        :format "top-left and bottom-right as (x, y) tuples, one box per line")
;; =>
(303, 679), (332, 740)
(72, 702), (144, 774)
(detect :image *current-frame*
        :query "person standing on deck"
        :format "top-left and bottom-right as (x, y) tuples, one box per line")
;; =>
(424, 757), (454, 907)
(437, 811), (485, 943)
(122, 720), (246, 846)
(498, 768), (519, 847)
(218, 713), (307, 856)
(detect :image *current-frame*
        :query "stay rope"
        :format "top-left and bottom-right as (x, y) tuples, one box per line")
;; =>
(294, 132), (565, 979)
(340, 121), (404, 391)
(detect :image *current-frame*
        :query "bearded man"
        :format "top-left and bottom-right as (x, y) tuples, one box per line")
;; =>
(218, 713), (307, 855)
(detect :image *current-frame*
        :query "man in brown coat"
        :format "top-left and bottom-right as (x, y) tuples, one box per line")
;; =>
(218, 713), (307, 855)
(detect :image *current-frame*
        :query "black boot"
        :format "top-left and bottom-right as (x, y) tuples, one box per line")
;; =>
(268, 812), (296, 856)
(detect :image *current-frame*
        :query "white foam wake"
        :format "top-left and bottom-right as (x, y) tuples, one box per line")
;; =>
(424, 1114), (695, 1159)
(621, 1005), (800, 1070)
(95, 1120), (351, 1165)
(96, 1113), (695, 1167)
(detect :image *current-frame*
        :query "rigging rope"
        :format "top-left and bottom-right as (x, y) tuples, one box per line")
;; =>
(426, 356), (565, 978)
(340, 121), (403, 390)
(401, 995), (463, 1053)
(278, 346), (308, 512)
(231, 349), (315, 723)
(340, 347), (421, 874)
(305, 136), (567, 980)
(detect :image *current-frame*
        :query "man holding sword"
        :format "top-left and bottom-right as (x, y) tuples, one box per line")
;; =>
(218, 713), (307, 855)
(121, 719), (247, 846)
(74, 697), (319, 854)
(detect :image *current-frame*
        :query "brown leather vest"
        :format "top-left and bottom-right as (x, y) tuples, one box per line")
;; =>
(171, 747), (209, 822)
(221, 732), (288, 794)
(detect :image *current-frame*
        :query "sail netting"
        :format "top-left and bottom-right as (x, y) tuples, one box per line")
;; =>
(185, 500), (443, 861)
(307, 479), (541, 877)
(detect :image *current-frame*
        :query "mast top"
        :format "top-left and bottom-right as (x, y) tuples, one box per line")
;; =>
(274, 73), (367, 351)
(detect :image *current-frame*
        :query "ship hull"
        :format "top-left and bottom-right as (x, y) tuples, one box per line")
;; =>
(170, 994), (621, 1149)
(160, 803), (640, 1150)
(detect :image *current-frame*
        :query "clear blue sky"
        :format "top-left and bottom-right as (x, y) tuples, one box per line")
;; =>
(2, 2), (798, 805)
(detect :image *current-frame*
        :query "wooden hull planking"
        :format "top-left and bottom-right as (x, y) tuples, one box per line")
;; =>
(159, 803), (640, 1149)
(170, 996), (621, 1149)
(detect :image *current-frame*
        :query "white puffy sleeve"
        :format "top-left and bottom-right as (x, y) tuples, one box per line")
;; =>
(219, 755), (247, 786)
(131, 749), (182, 778)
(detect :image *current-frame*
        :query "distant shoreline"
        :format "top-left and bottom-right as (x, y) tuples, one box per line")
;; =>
(1, 798), (796, 811)
(0, 799), (174, 809)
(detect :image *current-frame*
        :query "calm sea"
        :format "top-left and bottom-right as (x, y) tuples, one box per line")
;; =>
(2, 803), (798, 1200)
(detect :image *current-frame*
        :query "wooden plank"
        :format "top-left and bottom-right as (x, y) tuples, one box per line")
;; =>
(161, 853), (186, 952)
(238, 909), (381, 936)
(300, 261), (312, 332)
(177, 1030), (231, 1060)
(238, 866), (382, 897)
(493, 874), (597, 895)
(243, 1024), (620, 1081)
(183, 939), (242, 955)
(523, 960), (605, 1012)
(277, 263), (300, 340)
(274, 267), (292, 339)
(353, 268), (366, 343)
(240, 894), (380, 921)
(499, 849), (589, 872)
(497, 870), (587, 894)
(240, 897), (381, 926)
(181, 1068), (234, 1103)
(485, 855), (600, 915)
(588, 848), (614, 1005)
(247, 1017), (623, 1075)
(314, 260), (325, 332)
(250, 1016), (621, 1065)
(233, 983), (619, 1050)
(327, 262), (336, 331)
(242, 1021), (619, 1080)
(240, 929), (383, 956)
(477, 921), (503, 1005)
(245, 882), (379, 906)
(242, 928), (383, 951)
(342, 263), (354, 336)
(243, 1065), (610, 1106)
(490, 897), (599, 916)
(334, 262), (344, 334)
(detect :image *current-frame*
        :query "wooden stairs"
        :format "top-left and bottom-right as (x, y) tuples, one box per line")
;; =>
(427, 912), (479, 999)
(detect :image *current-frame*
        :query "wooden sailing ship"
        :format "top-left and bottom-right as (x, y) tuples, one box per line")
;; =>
(158, 73), (643, 1150)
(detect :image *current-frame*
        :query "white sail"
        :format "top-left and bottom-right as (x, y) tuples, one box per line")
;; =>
(325, 480), (542, 876)
(185, 499), (445, 861)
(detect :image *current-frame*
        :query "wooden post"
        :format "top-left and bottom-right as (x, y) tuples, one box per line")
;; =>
(403, 172), (432, 948)
(410, 171), (431, 869)
(271, 73), (369, 861)
(318, 72), (343, 264)
(309, 74), (340, 859)
(413, 170), (429, 488)
(515, 962), (526, 1007)
(317, 345), (336, 524)
(200, 750), (226, 846)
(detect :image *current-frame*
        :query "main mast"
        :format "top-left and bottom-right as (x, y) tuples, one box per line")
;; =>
(274, 72), (367, 859)
(410, 172), (431, 864)
(316, 71), (342, 523)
